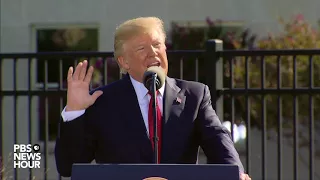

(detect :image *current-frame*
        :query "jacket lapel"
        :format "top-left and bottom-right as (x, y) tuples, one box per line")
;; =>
(164, 77), (185, 125)
(161, 77), (186, 162)
(121, 74), (153, 161)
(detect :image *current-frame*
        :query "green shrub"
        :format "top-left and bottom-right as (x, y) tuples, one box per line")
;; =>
(229, 14), (320, 130)
(168, 15), (320, 132)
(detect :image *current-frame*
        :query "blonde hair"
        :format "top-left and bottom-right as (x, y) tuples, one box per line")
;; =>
(113, 17), (166, 73)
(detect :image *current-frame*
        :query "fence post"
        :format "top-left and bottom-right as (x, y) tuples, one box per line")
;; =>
(0, 58), (2, 180)
(205, 39), (224, 122)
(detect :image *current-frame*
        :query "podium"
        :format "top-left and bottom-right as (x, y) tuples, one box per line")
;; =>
(71, 164), (240, 180)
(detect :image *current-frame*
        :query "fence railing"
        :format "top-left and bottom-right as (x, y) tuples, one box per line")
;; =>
(217, 46), (320, 180)
(1, 39), (320, 180)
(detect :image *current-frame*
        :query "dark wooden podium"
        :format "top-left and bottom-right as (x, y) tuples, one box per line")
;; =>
(71, 164), (240, 180)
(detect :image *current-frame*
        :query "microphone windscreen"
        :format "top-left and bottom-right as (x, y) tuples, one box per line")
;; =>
(143, 66), (165, 90)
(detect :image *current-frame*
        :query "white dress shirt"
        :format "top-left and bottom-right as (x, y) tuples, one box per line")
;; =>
(61, 75), (165, 134)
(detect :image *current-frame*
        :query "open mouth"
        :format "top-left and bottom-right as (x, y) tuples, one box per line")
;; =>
(147, 62), (160, 68)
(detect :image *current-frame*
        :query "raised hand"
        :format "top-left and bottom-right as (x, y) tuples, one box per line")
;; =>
(65, 60), (103, 111)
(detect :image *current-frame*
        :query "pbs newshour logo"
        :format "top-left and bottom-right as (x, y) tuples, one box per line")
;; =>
(13, 144), (41, 169)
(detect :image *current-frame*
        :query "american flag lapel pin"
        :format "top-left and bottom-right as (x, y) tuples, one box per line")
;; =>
(175, 97), (182, 104)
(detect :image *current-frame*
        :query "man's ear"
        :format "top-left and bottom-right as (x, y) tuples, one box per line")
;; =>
(117, 56), (130, 70)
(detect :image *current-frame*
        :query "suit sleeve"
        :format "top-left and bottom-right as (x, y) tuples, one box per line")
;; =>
(54, 103), (97, 177)
(197, 85), (245, 173)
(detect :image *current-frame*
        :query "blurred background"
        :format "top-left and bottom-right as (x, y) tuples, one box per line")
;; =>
(1, 0), (320, 179)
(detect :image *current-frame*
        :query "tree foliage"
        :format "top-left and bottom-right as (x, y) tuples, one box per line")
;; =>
(168, 15), (320, 131)
(229, 14), (320, 130)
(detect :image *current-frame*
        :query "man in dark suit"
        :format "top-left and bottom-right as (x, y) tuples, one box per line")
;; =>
(55, 17), (251, 180)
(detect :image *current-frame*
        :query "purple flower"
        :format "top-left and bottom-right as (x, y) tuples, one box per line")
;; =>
(95, 58), (103, 69)
(206, 16), (214, 26)
(295, 14), (304, 22)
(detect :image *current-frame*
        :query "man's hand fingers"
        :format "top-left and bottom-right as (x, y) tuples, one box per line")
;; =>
(79, 60), (88, 81)
(240, 173), (251, 180)
(67, 67), (73, 82)
(91, 90), (103, 102)
(84, 66), (94, 83)
(73, 62), (83, 80)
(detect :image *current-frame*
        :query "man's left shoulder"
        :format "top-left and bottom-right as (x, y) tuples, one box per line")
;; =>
(171, 77), (207, 91)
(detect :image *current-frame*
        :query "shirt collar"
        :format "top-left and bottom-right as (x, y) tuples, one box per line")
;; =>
(129, 75), (165, 102)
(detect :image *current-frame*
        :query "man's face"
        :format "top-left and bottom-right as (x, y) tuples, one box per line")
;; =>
(118, 30), (168, 82)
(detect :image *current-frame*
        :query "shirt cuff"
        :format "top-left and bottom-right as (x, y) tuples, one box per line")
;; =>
(61, 106), (86, 122)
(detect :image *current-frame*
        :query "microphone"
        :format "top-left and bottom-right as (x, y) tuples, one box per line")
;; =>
(143, 66), (165, 91)
(142, 66), (165, 164)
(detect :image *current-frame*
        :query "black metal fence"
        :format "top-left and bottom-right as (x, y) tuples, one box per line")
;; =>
(1, 40), (319, 180)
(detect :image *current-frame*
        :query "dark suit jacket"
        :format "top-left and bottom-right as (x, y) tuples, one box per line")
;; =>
(55, 74), (244, 177)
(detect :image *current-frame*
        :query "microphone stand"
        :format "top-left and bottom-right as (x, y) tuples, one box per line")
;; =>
(150, 73), (159, 164)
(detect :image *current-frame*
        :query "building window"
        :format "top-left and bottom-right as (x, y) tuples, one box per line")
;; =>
(35, 26), (99, 141)
(36, 27), (99, 83)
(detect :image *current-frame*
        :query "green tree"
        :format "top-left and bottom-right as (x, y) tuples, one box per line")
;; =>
(230, 14), (320, 132)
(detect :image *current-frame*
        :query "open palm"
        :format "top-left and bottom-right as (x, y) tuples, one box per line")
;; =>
(66, 60), (103, 111)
